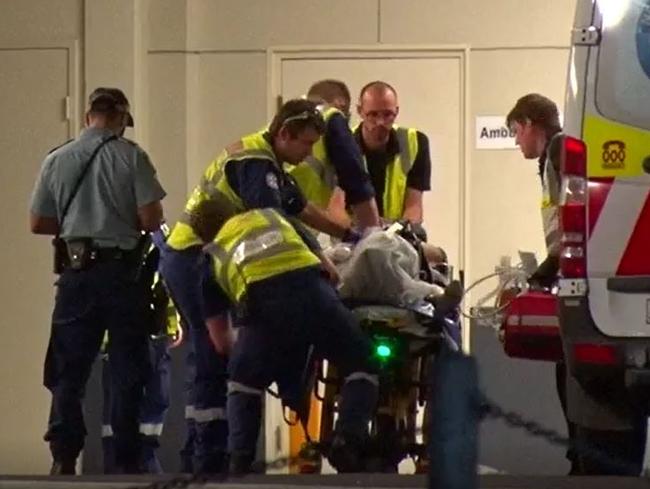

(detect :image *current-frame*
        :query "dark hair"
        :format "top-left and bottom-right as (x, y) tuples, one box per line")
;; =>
(87, 87), (134, 126)
(307, 79), (351, 106)
(267, 98), (326, 140)
(506, 93), (561, 138)
(358, 80), (398, 101)
(188, 197), (238, 243)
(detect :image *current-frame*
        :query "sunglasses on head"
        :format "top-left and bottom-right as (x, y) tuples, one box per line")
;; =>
(282, 108), (323, 126)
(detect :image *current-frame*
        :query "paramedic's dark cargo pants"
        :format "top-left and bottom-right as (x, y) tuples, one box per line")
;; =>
(227, 268), (379, 460)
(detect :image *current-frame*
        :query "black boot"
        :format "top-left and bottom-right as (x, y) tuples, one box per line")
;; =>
(328, 432), (366, 473)
(228, 451), (261, 476)
(197, 450), (227, 475)
(50, 459), (76, 475)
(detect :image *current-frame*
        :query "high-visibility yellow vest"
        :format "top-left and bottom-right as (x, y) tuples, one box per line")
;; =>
(285, 105), (343, 208)
(167, 132), (279, 250)
(204, 208), (321, 304)
(357, 125), (418, 221)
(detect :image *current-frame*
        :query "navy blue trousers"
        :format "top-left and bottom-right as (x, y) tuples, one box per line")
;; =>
(156, 240), (228, 473)
(44, 261), (150, 472)
(227, 268), (378, 458)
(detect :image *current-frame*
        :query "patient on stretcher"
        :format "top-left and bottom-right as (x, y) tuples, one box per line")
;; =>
(325, 227), (463, 316)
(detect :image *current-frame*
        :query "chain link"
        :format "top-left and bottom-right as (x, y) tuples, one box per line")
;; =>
(125, 392), (647, 489)
(481, 396), (643, 476)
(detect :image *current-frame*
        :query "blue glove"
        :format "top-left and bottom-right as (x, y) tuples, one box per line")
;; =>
(341, 228), (362, 244)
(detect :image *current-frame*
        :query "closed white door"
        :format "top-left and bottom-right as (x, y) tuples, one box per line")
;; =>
(269, 48), (467, 473)
(0, 47), (72, 473)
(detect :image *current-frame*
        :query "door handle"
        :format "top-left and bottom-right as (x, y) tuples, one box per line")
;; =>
(607, 276), (650, 293)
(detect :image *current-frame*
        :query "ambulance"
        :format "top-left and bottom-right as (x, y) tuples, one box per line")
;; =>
(557, 0), (650, 441)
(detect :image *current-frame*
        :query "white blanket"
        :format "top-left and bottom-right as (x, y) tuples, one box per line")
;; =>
(326, 229), (444, 307)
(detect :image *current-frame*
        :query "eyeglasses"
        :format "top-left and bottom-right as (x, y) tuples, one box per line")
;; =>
(362, 110), (398, 122)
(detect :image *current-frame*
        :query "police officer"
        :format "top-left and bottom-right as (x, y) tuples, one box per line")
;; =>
(30, 87), (166, 474)
(188, 198), (379, 475)
(506, 93), (579, 474)
(158, 98), (355, 474)
(287, 79), (381, 229)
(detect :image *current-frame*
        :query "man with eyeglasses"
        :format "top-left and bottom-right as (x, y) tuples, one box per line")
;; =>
(156, 98), (354, 474)
(287, 79), (381, 231)
(353, 81), (431, 236)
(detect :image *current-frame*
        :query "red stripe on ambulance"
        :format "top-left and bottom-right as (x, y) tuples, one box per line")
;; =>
(617, 190), (650, 276)
(587, 177), (614, 236)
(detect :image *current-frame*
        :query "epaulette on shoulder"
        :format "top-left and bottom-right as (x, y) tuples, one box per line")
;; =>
(47, 138), (74, 155)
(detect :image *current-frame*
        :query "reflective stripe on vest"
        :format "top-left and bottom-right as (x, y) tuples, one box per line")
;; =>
(286, 105), (341, 208)
(204, 209), (321, 303)
(382, 127), (418, 221)
(167, 133), (278, 250)
(541, 135), (562, 255)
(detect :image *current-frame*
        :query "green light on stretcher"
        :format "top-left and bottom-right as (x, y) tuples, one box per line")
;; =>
(375, 343), (393, 359)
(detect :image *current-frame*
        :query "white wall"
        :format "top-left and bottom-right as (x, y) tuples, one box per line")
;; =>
(147, 0), (575, 291)
(0, 0), (576, 473)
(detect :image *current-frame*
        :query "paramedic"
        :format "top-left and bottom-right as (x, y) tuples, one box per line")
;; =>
(286, 79), (381, 229)
(506, 93), (578, 474)
(189, 197), (379, 475)
(101, 265), (182, 474)
(328, 81), (431, 241)
(157, 98), (358, 473)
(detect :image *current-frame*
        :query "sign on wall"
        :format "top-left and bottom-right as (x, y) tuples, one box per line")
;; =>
(475, 115), (516, 150)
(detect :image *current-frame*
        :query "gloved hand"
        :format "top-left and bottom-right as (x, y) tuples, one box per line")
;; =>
(341, 227), (362, 244)
(528, 254), (559, 290)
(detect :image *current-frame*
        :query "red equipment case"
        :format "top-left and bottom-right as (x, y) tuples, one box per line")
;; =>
(501, 291), (563, 362)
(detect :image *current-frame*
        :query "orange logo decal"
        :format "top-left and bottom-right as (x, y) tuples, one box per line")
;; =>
(602, 140), (626, 169)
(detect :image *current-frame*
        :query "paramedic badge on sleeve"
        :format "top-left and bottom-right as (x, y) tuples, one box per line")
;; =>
(266, 172), (279, 190)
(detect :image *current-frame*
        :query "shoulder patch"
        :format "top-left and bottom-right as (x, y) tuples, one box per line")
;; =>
(47, 138), (74, 155)
(266, 172), (279, 190)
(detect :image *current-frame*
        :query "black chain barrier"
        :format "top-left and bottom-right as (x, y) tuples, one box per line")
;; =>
(123, 392), (649, 489)
(481, 396), (644, 477)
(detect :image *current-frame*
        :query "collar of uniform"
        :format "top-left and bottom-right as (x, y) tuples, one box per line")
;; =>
(260, 130), (284, 171)
(354, 123), (400, 157)
(262, 130), (273, 148)
(80, 127), (118, 140)
(538, 129), (562, 179)
(538, 145), (548, 181)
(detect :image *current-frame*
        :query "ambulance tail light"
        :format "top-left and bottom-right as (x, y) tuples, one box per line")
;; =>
(559, 137), (587, 278)
(573, 343), (618, 366)
(561, 136), (587, 177)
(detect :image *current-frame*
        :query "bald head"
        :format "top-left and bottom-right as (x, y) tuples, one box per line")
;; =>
(357, 81), (400, 150)
(358, 80), (398, 104)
